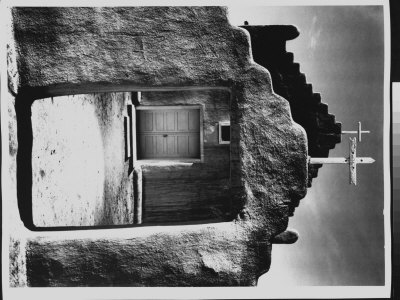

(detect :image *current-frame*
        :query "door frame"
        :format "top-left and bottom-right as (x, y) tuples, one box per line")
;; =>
(135, 105), (204, 163)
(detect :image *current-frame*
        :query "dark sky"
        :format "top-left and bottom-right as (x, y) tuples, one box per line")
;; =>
(228, 6), (386, 285)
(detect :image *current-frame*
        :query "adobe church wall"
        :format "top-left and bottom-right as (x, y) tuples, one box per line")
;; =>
(7, 7), (308, 286)
(7, 90), (28, 287)
(30, 93), (135, 227)
(139, 90), (231, 223)
(241, 25), (342, 188)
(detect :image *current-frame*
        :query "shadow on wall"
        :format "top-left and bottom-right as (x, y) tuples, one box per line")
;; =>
(15, 95), (34, 230)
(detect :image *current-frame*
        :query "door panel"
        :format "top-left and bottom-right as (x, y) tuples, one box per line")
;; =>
(177, 135), (188, 155)
(142, 112), (153, 132)
(137, 108), (200, 159)
(177, 111), (189, 131)
(155, 112), (164, 131)
(167, 136), (176, 154)
(189, 135), (200, 157)
(144, 136), (154, 155)
(155, 135), (164, 155)
(189, 110), (200, 131)
(165, 111), (176, 131)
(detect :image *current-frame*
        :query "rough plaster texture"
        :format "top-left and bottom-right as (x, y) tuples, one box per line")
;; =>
(241, 25), (342, 187)
(7, 7), (308, 286)
(25, 224), (266, 286)
(31, 93), (134, 227)
(10, 7), (252, 95)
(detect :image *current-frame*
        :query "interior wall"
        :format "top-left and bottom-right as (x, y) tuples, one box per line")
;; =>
(138, 89), (232, 223)
(30, 93), (134, 227)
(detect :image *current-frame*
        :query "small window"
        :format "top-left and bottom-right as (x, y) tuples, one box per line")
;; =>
(219, 121), (230, 144)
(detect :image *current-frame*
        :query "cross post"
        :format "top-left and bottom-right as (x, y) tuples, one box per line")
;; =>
(341, 121), (370, 142)
(308, 137), (374, 185)
(349, 137), (357, 185)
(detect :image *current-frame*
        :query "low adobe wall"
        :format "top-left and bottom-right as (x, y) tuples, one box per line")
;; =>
(6, 7), (308, 286)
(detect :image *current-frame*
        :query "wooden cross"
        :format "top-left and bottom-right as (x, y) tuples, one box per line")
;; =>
(308, 137), (375, 185)
(341, 121), (370, 142)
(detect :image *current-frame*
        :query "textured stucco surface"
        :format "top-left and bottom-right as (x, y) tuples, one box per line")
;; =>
(11, 7), (252, 95)
(241, 25), (342, 188)
(31, 93), (134, 227)
(7, 7), (308, 286)
(25, 224), (267, 286)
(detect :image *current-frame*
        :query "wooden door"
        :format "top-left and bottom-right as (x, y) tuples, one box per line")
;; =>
(137, 108), (200, 159)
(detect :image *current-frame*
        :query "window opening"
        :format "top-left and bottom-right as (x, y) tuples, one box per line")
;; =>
(219, 121), (231, 144)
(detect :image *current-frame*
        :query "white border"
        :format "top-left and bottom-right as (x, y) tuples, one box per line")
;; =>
(1, 0), (391, 299)
(2, 3), (15, 297)
(383, 1), (392, 296)
(0, 0), (391, 6)
(3, 286), (393, 300)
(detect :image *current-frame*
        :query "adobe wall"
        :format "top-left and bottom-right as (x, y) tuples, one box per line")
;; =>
(6, 7), (308, 286)
(241, 25), (342, 188)
(139, 90), (231, 223)
(31, 93), (134, 227)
